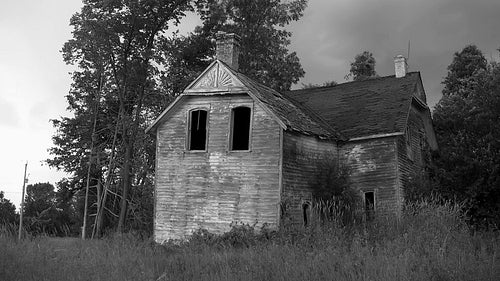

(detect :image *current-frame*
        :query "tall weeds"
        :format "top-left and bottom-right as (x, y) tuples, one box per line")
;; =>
(0, 201), (498, 281)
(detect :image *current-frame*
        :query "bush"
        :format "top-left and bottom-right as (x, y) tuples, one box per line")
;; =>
(309, 156), (360, 226)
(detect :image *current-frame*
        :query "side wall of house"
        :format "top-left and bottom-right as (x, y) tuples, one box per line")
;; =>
(340, 137), (400, 216)
(397, 103), (430, 203)
(281, 131), (338, 225)
(155, 94), (281, 242)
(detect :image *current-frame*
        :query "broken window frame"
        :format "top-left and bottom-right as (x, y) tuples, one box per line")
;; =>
(187, 108), (209, 151)
(229, 106), (252, 151)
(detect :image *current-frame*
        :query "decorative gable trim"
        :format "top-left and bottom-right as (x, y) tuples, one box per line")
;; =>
(145, 60), (288, 133)
(185, 60), (246, 93)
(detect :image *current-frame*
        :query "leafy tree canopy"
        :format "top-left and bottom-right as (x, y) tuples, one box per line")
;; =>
(346, 51), (377, 81)
(24, 183), (56, 218)
(164, 0), (307, 93)
(442, 45), (488, 97)
(49, 0), (193, 234)
(431, 45), (500, 229)
(0, 191), (16, 224)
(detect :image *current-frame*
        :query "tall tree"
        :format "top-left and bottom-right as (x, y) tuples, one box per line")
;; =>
(21, 182), (77, 236)
(0, 191), (16, 225)
(24, 183), (56, 218)
(23, 183), (58, 235)
(432, 45), (500, 229)
(442, 45), (488, 97)
(49, 0), (193, 235)
(346, 51), (377, 81)
(164, 0), (307, 94)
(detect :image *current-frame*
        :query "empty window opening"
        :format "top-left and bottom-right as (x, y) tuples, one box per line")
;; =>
(189, 109), (208, 150)
(364, 191), (375, 221)
(230, 107), (251, 150)
(302, 203), (310, 227)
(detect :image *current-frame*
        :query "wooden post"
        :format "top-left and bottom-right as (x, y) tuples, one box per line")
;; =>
(18, 162), (27, 241)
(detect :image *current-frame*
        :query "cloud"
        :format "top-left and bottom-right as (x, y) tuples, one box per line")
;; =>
(289, 0), (500, 108)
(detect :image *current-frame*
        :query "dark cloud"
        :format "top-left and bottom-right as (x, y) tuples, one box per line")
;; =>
(289, 0), (500, 108)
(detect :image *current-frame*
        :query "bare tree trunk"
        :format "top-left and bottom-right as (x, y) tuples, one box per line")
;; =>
(116, 22), (165, 232)
(82, 74), (103, 239)
(117, 138), (132, 232)
(92, 107), (121, 238)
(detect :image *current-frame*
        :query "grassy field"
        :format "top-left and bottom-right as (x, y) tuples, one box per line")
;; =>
(1, 202), (499, 281)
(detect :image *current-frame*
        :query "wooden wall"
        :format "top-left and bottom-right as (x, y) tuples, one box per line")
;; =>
(155, 94), (281, 242)
(340, 137), (400, 216)
(281, 132), (338, 225)
(397, 103), (429, 203)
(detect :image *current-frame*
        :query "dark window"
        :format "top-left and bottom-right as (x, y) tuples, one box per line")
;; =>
(364, 191), (375, 221)
(188, 109), (208, 150)
(230, 107), (251, 150)
(302, 203), (310, 226)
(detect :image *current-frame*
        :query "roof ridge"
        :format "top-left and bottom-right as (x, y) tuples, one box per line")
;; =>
(288, 71), (421, 93)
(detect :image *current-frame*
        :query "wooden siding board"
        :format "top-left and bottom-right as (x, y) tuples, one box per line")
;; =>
(281, 132), (338, 225)
(340, 137), (399, 216)
(155, 94), (281, 242)
(397, 104), (430, 205)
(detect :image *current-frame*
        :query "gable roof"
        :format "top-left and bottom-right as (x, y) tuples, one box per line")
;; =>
(233, 71), (343, 139)
(147, 60), (428, 142)
(147, 60), (342, 139)
(284, 72), (423, 139)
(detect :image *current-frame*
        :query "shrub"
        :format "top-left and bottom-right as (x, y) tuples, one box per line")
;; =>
(310, 156), (360, 226)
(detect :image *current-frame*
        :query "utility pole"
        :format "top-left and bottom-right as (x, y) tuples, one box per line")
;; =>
(18, 162), (28, 241)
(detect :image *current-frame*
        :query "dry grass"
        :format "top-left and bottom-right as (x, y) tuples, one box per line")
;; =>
(0, 201), (499, 281)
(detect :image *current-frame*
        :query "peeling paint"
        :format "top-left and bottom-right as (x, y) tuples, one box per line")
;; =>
(346, 144), (377, 173)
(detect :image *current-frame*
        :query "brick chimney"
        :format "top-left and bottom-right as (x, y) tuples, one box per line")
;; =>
(216, 31), (240, 70)
(394, 55), (408, 78)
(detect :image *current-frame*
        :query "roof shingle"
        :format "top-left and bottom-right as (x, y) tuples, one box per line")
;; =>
(232, 69), (343, 139)
(283, 72), (421, 139)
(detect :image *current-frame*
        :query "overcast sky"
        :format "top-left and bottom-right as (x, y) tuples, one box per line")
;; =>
(1, 0), (499, 208)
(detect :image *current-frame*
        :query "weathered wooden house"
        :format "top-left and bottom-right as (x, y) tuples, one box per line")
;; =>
(146, 32), (438, 242)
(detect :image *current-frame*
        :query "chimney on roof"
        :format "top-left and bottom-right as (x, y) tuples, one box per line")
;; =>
(394, 55), (408, 78)
(216, 31), (240, 71)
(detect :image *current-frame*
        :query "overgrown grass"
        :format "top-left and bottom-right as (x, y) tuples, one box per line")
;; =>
(1, 201), (499, 281)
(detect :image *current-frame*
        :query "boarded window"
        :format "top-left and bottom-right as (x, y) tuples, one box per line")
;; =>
(364, 191), (375, 221)
(230, 107), (251, 151)
(188, 109), (208, 150)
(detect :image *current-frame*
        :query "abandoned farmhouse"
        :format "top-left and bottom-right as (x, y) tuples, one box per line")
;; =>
(147, 32), (438, 242)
